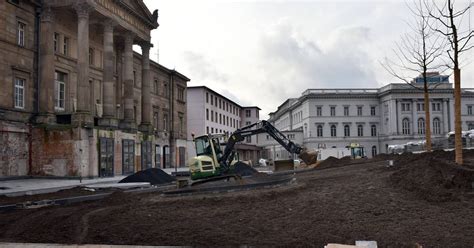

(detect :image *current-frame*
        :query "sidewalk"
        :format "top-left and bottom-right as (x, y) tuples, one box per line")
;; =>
(0, 176), (126, 197)
(0, 168), (190, 197)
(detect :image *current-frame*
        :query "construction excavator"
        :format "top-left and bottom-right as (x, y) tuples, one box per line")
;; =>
(188, 120), (318, 181)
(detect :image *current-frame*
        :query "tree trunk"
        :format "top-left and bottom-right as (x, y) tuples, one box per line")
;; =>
(423, 88), (432, 152)
(454, 67), (463, 164)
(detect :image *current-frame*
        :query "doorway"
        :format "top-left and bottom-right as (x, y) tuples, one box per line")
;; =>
(99, 137), (114, 177)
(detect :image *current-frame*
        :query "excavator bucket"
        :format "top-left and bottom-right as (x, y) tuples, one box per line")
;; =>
(298, 149), (318, 166)
(274, 159), (295, 171)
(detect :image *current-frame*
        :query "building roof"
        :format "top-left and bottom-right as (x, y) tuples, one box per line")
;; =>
(187, 86), (261, 110)
(242, 106), (262, 110)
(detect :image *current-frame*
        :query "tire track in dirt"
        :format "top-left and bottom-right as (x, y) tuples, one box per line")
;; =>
(75, 206), (116, 244)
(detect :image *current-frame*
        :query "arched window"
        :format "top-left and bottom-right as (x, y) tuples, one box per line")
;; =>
(418, 118), (425, 135)
(344, 125), (350, 137)
(372, 145), (377, 157)
(433, 118), (441, 134)
(317, 125), (323, 137)
(357, 125), (363, 137)
(402, 118), (410, 134)
(330, 125), (337, 137)
(371, 125), (377, 137)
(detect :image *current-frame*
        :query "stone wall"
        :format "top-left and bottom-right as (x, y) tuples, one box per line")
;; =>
(0, 121), (29, 177)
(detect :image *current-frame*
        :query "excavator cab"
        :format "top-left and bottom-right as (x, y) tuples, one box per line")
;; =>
(189, 134), (226, 180)
(349, 143), (366, 159)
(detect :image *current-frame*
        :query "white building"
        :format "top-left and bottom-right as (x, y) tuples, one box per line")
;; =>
(187, 86), (262, 164)
(261, 75), (474, 159)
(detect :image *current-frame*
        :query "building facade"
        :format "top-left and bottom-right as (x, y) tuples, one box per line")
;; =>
(0, 0), (189, 178)
(186, 86), (262, 165)
(262, 76), (474, 159)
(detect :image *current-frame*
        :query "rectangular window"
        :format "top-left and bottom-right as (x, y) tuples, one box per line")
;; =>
(89, 48), (94, 65)
(63, 37), (69, 55)
(206, 109), (209, 120)
(54, 33), (59, 53)
(211, 110), (214, 122)
(417, 103), (425, 112)
(122, 140), (134, 175)
(219, 99), (221, 109)
(206, 126), (209, 134)
(214, 96), (217, 107)
(219, 113), (222, 124)
(14, 78), (25, 109)
(17, 21), (25, 46)
(54, 71), (66, 111)
(164, 82), (169, 97)
(211, 95), (213, 105)
(330, 106), (335, 116)
(178, 87), (185, 101)
(344, 106), (349, 116)
(154, 79), (159, 94)
(370, 106), (376, 116)
(402, 103), (411, 111)
(432, 102), (441, 111)
(256, 110), (259, 119)
(246, 109), (251, 117)
(316, 106), (322, 116)
(206, 92), (209, 103)
(468, 106), (473, 115)
(179, 113), (184, 133)
(357, 106), (363, 116)
(211, 127), (214, 133)
(163, 113), (168, 131)
(246, 136), (252, 143)
(154, 111), (159, 129)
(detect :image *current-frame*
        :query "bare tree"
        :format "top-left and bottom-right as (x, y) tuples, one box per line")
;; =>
(382, 0), (447, 152)
(428, 0), (474, 165)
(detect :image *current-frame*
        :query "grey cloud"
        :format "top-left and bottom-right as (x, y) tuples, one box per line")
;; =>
(181, 51), (229, 83)
(256, 20), (377, 103)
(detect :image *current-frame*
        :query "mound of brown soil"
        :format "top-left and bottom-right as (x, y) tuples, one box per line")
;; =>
(390, 153), (474, 202)
(316, 156), (353, 169)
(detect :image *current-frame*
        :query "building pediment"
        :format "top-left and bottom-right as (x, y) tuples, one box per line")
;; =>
(118, 0), (158, 28)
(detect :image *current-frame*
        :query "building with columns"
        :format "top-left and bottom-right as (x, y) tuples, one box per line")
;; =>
(260, 74), (474, 159)
(0, 0), (189, 177)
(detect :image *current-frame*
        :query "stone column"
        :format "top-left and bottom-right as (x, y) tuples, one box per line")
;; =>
(119, 32), (136, 130)
(139, 42), (153, 132)
(37, 6), (55, 124)
(73, 2), (93, 126)
(412, 99), (418, 135)
(443, 99), (449, 133)
(99, 19), (118, 128)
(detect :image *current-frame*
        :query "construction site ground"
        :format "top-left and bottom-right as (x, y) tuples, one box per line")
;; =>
(1, 150), (474, 247)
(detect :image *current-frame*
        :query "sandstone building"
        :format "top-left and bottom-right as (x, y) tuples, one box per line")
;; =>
(0, 0), (189, 177)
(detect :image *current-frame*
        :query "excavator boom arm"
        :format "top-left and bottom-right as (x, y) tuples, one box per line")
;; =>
(219, 120), (310, 172)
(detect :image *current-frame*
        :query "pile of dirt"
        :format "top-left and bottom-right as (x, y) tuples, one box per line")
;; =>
(316, 156), (353, 170)
(119, 168), (175, 185)
(390, 151), (474, 202)
(232, 162), (259, 176)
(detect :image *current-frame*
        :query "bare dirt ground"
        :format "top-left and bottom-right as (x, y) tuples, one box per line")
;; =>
(1, 151), (474, 247)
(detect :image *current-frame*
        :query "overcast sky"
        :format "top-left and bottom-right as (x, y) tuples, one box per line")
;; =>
(141, 0), (474, 118)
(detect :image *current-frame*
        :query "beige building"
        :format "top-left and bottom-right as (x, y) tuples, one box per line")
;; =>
(0, 0), (189, 178)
